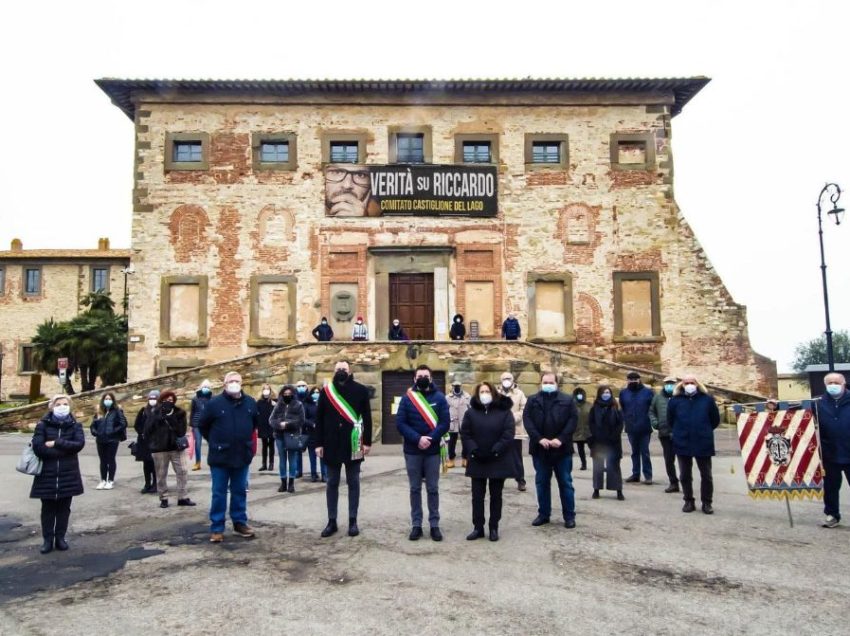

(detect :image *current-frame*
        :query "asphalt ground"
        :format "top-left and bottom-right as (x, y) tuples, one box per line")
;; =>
(0, 429), (847, 635)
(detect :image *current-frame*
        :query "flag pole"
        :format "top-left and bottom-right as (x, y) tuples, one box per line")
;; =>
(784, 492), (794, 528)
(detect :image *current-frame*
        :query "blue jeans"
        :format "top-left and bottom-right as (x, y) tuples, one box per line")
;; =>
(627, 431), (653, 479)
(209, 465), (249, 533)
(532, 454), (575, 521)
(192, 426), (203, 463)
(308, 446), (327, 478)
(275, 439), (299, 478)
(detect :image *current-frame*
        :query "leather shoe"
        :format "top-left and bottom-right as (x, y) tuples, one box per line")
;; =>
(160, 499), (169, 508)
(348, 518), (359, 537)
(321, 520), (338, 538)
(617, 491), (625, 501)
(430, 527), (443, 541)
(55, 537), (69, 551)
(625, 475), (640, 483)
(40, 539), (54, 554)
(409, 526), (423, 541)
(517, 481), (527, 492)
(488, 528), (499, 542)
(591, 489), (600, 499)
(702, 503), (714, 515)
(682, 500), (696, 513)
(531, 515), (550, 527)
(564, 518), (576, 529)
(466, 527), (485, 540)
(665, 484), (680, 493)
(177, 498), (196, 506)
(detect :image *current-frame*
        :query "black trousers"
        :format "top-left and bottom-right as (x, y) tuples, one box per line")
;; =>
(448, 432), (462, 460)
(261, 437), (275, 467)
(659, 437), (679, 486)
(97, 440), (119, 481)
(823, 462), (850, 520)
(143, 458), (157, 488)
(574, 441), (587, 468)
(41, 497), (72, 540)
(677, 455), (712, 504)
(471, 477), (505, 530)
(513, 439), (526, 483)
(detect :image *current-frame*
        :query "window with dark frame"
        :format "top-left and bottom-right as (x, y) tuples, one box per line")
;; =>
(92, 267), (108, 292)
(173, 141), (203, 163)
(329, 142), (359, 163)
(20, 344), (35, 373)
(396, 133), (425, 163)
(462, 142), (492, 163)
(24, 267), (41, 295)
(260, 142), (290, 163)
(531, 142), (561, 164)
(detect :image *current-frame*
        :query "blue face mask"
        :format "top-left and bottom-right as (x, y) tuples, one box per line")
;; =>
(826, 384), (843, 397)
(541, 384), (557, 394)
(201, 387), (211, 395)
(664, 384), (675, 394)
(297, 387), (307, 395)
(103, 399), (113, 409)
(601, 393), (612, 402)
(312, 392), (320, 402)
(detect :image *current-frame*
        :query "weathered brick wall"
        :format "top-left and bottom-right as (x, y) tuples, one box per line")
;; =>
(126, 101), (774, 395)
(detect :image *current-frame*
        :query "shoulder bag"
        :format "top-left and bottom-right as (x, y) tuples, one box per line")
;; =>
(16, 442), (43, 476)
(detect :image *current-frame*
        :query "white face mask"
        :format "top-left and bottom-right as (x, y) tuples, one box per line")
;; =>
(262, 390), (270, 397)
(479, 393), (493, 405)
(684, 384), (698, 395)
(148, 399), (158, 407)
(226, 382), (242, 395)
(501, 380), (512, 389)
(53, 405), (70, 417)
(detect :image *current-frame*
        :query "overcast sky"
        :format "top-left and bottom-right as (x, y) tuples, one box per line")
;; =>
(1, 0), (847, 373)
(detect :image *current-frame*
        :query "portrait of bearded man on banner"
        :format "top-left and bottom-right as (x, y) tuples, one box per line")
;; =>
(324, 165), (381, 217)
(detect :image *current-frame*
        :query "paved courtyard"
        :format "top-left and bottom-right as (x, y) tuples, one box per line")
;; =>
(0, 429), (846, 635)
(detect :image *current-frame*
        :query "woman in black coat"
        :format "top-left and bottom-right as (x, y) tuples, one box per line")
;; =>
(449, 313), (466, 340)
(460, 382), (516, 541)
(90, 391), (128, 490)
(256, 384), (276, 471)
(588, 385), (625, 501)
(134, 389), (160, 494)
(31, 395), (85, 554)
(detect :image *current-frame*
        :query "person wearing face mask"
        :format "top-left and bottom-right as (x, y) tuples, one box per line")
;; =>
(619, 371), (655, 485)
(569, 388), (591, 470)
(815, 372), (850, 528)
(90, 392), (128, 490)
(501, 312), (521, 341)
(134, 390), (161, 494)
(649, 376), (680, 493)
(312, 316), (335, 342)
(522, 371), (579, 528)
(449, 313), (466, 341)
(256, 384), (276, 472)
(498, 372), (528, 491)
(395, 364), (451, 541)
(189, 379), (214, 471)
(30, 395), (85, 554)
(145, 391), (194, 509)
(315, 360), (373, 538)
(460, 382), (516, 541)
(351, 316), (369, 342)
(269, 384), (306, 493)
(388, 318), (409, 341)
(198, 371), (260, 543)
(588, 385), (625, 500)
(297, 381), (325, 482)
(667, 373), (720, 514)
(446, 377), (471, 468)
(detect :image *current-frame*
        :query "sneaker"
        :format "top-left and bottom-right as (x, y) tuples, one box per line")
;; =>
(96, 481), (107, 490)
(625, 475), (640, 483)
(233, 523), (255, 538)
(104, 481), (114, 490)
(664, 484), (680, 493)
(209, 533), (224, 543)
(822, 515), (840, 528)
(682, 500), (696, 513)
(192, 462), (201, 471)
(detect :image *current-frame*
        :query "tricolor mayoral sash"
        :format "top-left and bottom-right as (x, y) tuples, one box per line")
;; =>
(736, 407), (823, 500)
(324, 382), (364, 461)
(406, 388), (439, 430)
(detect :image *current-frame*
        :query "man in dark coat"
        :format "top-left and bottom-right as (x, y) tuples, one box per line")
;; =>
(189, 380), (213, 470)
(667, 373), (720, 514)
(501, 312), (521, 340)
(619, 371), (655, 484)
(198, 371), (259, 542)
(815, 372), (850, 528)
(395, 364), (451, 541)
(388, 319), (409, 341)
(649, 375), (679, 493)
(315, 360), (373, 538)
(522, 371), (579, 528)
(312, 317), (334, 342)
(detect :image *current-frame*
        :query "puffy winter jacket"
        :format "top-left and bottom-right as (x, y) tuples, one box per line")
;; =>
(30, 413), (85, 499)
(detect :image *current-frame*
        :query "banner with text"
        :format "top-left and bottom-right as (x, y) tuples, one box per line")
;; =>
(324, 164), (498, 217)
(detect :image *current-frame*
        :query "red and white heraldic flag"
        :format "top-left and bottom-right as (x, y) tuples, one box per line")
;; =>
(736, 408), (823, 500)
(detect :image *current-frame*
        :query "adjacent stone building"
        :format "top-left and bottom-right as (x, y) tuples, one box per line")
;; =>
(96, 77), (776, 396)
(0, 239), (130, 399)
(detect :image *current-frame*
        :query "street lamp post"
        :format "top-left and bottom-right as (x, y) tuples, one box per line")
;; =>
(815, 183), (844, 372)
(121, 265), (135, 318)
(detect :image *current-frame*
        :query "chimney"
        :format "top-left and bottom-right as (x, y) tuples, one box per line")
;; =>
(10, 238), (22, 252)
(98, 237), (110, 251)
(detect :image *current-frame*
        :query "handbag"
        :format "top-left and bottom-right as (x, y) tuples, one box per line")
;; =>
(128, 440), (139, 457)
(175, 435), (190, 451)
(16, 442), (43, 476)
(283, 432), (309, 451)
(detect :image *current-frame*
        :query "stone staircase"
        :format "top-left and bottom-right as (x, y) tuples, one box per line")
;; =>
(0, 340), (765, 434)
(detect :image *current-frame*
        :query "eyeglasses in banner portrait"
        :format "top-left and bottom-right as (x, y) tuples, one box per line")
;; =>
(324, 164), (498, 218)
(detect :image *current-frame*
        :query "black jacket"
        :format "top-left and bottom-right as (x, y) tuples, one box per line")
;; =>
(299, 394), (319, 446)
(388, 325), (409, 340)
(30, 413), (85, 499)
(190, 391), (212, 427)
(588, 401), (624, 458)
(198, 391), (259, 468)
(269, 398), (305, 439)
(449, 314), (466, 340)
(257, 397), (275, 439)
(522, 391), (577, 458)
(90, 407), (128, 443)
(460, 394), (517, 479)
(315, 377), (373, 466)
(144, 404), (188, 453)
(312, 322), (334, 341)
(133, 406), (156, 462)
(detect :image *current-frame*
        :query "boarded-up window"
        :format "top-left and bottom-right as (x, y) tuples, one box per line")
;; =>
(535, 281), (566, 338)
(256, 281), (291, 340)
(169, 284), (200, 340)
(613, 272), (660, 339)
(465, 281), (494, 336)
(617, 141), (647, 165)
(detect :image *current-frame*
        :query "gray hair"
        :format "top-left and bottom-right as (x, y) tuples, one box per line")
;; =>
(49, 394), (72, 408)
(224, 371), (242, 383)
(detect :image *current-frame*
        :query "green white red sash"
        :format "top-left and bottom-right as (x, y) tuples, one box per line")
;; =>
(325, 382), (364, 460)
(406, 388), (438, 430)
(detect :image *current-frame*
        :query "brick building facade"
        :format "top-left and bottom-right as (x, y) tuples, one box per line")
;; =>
(97, 78), (776, 395)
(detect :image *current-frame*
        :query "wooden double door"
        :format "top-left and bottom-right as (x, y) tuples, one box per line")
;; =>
(389, 273), (434, 340)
